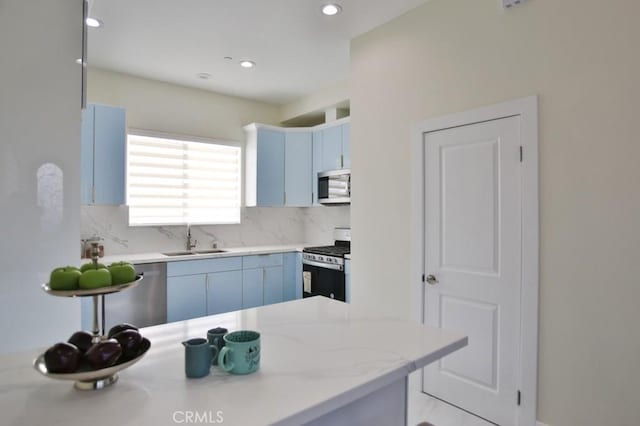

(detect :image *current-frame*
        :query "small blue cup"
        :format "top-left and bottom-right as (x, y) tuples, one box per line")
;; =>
(207, 327), (228, 366)
(182, 338), (219, 378)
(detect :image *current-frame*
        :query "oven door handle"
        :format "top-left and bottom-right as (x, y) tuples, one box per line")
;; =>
(302, 258), (344, 272)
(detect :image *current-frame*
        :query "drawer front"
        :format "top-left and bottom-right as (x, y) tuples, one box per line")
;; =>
(167, 256), (242, 277)
(242, 253), (284, 269)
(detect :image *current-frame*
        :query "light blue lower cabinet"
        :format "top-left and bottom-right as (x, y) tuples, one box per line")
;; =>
(263, 266), (284, 305)
(167, 274), (208, 322)
(207, 270), (243, 315)
(345, 259), (351, 303)
(284, 252), (302, 301)
(242, 268), (264, 309)
(164, 252), (304, 323)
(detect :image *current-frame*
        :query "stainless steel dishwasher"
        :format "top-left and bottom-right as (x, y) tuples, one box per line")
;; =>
(106, 262), (167, 329)
(82, 262), (167, 331)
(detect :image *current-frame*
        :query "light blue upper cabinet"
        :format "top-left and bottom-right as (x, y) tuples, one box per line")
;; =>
(341, 123), (351, 169)
(312, 130), (323, 206)
(245, 122), (347, 207)
(322, 125), (343, 171)
(284, 132), (312, 206)
(80, 105), (95, 204)
(255, 128), (285, 206)
(81, 103), (126, 205)
(207, 270), (243, 315)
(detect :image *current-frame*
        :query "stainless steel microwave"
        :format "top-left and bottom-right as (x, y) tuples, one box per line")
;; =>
(318, 169), (350, 205)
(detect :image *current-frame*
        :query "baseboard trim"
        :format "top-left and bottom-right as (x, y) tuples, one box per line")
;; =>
(537, 421), (550, 426)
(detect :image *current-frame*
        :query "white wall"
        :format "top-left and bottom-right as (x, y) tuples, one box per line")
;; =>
(350, 0), (640, 425)
(279, 80), (350, 124)
(0, 0), (82, 353)
(88, 67), (281, 140)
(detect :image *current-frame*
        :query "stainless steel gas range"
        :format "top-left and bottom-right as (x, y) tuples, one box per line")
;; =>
(302, 228), (350, 302)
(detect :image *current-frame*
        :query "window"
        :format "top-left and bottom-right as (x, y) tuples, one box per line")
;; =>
(127, 133), (241, 226)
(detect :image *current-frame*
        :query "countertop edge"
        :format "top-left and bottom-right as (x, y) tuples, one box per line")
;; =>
(87, 243), (326, 266)
(272, 364), (413, 426)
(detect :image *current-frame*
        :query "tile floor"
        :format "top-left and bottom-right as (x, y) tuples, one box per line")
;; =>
(407, 371), (494, 426)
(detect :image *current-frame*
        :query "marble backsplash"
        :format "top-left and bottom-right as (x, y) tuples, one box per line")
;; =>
(81, 205), (350, 256)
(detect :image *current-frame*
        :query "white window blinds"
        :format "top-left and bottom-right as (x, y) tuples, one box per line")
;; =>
(127, 134), (241, 226)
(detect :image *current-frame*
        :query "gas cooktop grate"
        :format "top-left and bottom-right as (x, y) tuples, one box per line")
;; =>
(303, 245), (351, 257)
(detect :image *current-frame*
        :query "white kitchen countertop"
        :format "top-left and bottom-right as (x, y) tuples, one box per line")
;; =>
(0, 297), (466, 426)
(89, 243), (322, 265)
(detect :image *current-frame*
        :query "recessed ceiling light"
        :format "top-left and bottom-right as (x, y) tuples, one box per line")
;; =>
(321, 4), (342, 16)
(239, 60), (255, 69)
(85, 17), (103, 28)
(196, 72), (212, 80)
(224, 56), (233, 61)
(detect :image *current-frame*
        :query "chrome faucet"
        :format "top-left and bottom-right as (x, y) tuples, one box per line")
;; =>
(186, 224), (197, 251)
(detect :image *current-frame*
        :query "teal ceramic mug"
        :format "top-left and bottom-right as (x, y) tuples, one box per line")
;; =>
(183, 338), (219, 378)
(207, 327), (228, 366)
(217, 330), (261, 375)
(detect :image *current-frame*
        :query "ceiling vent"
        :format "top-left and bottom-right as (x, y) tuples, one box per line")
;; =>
(502, 0), (527, 8)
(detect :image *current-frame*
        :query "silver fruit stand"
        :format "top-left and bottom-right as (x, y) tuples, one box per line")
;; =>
(34, 242), (149, 390)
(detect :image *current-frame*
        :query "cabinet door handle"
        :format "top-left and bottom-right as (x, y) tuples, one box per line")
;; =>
(340, 154), (344, 168)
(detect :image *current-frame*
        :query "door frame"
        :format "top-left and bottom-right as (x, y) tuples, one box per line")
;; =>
(410, 96), (539, 426)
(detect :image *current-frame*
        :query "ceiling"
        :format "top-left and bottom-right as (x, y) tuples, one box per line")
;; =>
(88, 0), (427, 105)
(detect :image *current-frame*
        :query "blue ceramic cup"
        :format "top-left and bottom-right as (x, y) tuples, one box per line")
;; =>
(207, 327), (228, 366)
(182, 338), (219, 378)
(217, 330), (261, 375)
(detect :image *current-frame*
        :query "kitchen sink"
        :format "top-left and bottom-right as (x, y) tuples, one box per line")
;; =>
(162, 249), (227, 256)
(194, 249), (226, 254)
(162, 251), (196, 256)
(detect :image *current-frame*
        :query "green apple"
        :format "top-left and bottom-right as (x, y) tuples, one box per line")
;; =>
(109, 262), (136, 285)
(49, 267), (82, 290)
(80, 262), (106, 273)
(79, 268), (112, 289)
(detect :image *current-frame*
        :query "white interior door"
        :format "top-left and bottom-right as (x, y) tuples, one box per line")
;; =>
(422, 116), (522, 425)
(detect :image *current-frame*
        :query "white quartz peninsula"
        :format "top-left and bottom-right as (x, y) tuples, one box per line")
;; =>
(0, 297), (466, 426)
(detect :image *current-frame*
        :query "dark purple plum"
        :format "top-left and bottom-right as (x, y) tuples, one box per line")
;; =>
(68, 331), (94, 354)
(107, 323), (138, 339)
(44, 342), (80, 373)
(112, 329), (142, 360)
(85, 339), (122, 369)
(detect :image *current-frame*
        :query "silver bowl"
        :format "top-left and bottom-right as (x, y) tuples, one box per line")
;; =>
(34, 338), (150, 390)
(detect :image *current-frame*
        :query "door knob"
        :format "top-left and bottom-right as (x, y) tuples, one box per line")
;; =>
(425, 274), (438, 285)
